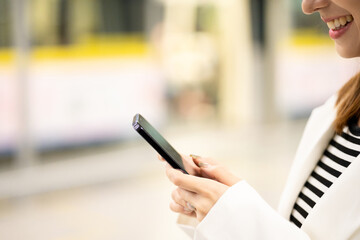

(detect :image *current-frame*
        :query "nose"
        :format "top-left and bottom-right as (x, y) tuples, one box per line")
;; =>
(302, 0), (330, 15)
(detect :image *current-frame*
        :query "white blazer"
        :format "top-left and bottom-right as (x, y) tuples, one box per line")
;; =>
(178, 95), (360, 239)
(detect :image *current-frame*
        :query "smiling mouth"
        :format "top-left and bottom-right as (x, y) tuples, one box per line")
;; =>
(327, 15), (354, 31)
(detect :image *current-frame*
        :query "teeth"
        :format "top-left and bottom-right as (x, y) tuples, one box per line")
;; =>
(339, 17), (347, 26)
(327, 15), (354, 30)
(346, 15), (353, 22)
(327, 21), (335, 29)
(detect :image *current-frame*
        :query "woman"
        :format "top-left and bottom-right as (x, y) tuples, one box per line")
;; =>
(161, 0), (360, 239)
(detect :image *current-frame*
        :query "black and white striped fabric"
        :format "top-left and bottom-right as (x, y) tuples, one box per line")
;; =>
(290, 118), (360, 228)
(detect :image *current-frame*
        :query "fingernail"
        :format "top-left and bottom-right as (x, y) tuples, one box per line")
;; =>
(198, 162), (210, 168)
(190, 154), (201, 159)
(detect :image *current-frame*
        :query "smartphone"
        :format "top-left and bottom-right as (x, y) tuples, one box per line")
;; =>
(132, 113), (188, 174)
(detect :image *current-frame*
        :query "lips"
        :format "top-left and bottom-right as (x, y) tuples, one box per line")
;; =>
(322, 15), (354, 40)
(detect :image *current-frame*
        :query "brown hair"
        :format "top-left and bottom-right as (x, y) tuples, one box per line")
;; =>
(334, 72), (360, 133)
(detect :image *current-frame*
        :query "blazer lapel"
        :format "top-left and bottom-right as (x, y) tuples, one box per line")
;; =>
(302, 153), (360, 239)
(278, 96), (337, 219)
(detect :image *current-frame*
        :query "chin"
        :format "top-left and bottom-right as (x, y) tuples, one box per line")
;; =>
(335, 45), (360, 58)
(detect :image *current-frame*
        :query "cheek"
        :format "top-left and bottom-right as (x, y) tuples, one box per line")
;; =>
(335, 0), (360, 19)
(346, 1), (360, 19)
(335, 18), (360, 58)
(352, 21), (360, 56)
(337, 0), (360, 8)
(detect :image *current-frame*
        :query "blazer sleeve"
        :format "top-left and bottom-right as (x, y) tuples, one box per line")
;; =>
(178, 180), (311, 240)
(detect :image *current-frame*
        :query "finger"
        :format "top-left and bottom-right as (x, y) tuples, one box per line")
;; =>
(165, 164), (209, 193)
(181, 154), (201, 176)
(190, 156), (227, 180)
(169, 201), (196, 217)
(170, 201), (190, 213)
(191, 156), (220, 179)
(172, 187), (198, 213)
(197, 164), (241, 186)
(177, 188), (198, 209)
(171, 188), (187, 207)
(191, 155), (217, 168)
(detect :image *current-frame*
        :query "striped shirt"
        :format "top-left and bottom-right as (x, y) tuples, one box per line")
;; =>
(290, 117), (360, 228)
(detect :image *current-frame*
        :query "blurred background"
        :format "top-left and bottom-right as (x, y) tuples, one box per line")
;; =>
(0, 0), (359, 239)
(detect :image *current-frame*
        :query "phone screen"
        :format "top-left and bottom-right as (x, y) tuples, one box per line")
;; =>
(132, 114), (188, 174)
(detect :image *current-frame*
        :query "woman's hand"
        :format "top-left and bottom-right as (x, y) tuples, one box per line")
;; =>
(159, 154), (241, 221)
(158, 154), (241, 186)
(165, 164), (230, 222)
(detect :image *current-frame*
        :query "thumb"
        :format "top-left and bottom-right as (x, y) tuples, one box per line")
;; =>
(190, 155), (241, 186)
(191, 155), (212, 168)
(190, 155), (219, 180)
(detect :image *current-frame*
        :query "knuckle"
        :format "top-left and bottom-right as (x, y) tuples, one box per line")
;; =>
(201, 188), (212, 198)
(176, 188), (183, 197)
(208, 188), (216, 198)
(203, 188), (217, 202)
(173, 188), (186, 205)
(209, 190), (218, 202)
(167, 170), (176, 182)
(177, 188), (187, 199)
(172, 176), (181, 186)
